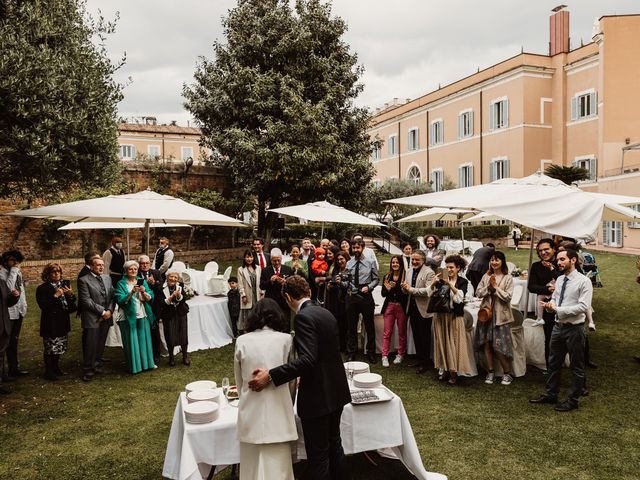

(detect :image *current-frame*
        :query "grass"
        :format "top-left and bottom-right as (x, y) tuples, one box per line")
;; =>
(1, 249), (640, 479)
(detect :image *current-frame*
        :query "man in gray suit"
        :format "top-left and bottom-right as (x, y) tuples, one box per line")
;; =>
(78, 258), (115, 382)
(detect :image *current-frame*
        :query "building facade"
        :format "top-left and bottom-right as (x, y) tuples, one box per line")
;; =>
(117, 117), (211, 165)
(367, 9), (640, 248)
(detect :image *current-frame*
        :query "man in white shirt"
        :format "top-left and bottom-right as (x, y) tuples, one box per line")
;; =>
(153, 237), (175, 279)
(351, 233), (379, 270)
(530, 249), (593, 412)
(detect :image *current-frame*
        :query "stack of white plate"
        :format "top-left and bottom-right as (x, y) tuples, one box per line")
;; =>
(353, 372), (382, 389)
(185, 380), (217, 394)
(187, 388), (221, 404)
(343, 361), (370, 375)
(184, 401), (219, 424)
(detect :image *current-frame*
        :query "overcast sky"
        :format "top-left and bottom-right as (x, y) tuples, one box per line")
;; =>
(85, 0), (639, 126)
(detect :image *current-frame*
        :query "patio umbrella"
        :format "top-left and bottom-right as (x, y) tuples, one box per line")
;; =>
(396, 207), (476, 251)
(58, 221), (192, 258)
(386, 173), (640, 240)
(4, 190), (246, 254)
(268, 201), (384, 237)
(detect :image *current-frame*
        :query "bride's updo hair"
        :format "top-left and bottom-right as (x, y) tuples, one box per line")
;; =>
(245, 298), (287, 333)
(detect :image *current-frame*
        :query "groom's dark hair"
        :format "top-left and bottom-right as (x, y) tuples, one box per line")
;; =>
(282, 275), (311, 300)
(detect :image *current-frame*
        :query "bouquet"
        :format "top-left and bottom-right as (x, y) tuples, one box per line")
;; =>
(182, 285), (197, 300)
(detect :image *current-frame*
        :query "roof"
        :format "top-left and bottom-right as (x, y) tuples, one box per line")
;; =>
(118, 122), (202, 135)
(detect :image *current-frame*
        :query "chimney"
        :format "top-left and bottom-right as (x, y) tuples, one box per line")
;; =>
(549, 5), (570, 56)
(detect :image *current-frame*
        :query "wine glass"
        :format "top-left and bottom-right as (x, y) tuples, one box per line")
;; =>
(221, 377), (230, 396)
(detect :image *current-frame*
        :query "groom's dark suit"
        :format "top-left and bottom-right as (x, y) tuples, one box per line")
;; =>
(78, 273), (115, 378)
(270, 300), (351, 480)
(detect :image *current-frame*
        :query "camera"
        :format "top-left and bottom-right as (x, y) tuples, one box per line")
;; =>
(62, 280), (71, 288)
(337, 272), (352, 283)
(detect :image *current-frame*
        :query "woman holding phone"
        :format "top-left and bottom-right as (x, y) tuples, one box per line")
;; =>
(114, 260), (155, 374)
(158, 269), (190, 366)
(36, 263), (77, 381)
(380, 255), (408, 367)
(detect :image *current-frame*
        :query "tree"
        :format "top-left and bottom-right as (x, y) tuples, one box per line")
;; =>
(544, 164), (590, 185)
(184, 0), (374, 244)
(0, 0), (125, 202)
(362, 179), (432, 223)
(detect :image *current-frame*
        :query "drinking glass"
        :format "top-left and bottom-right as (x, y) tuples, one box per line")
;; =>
(222, 377), (230, 395)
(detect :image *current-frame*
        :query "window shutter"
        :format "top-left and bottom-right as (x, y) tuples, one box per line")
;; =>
(590, 91), (597, 115)
(589, 157), (596, 180)
(458, 115), (462, 139)
(489, 162), (495, 182)
(440, 122), (443, 144)
(489, 104), (495, 130)
(571, 97), (577, 121)
(469, 111), (474, 136)
(504, 159), (510, 179)
(429, 124), (433, 146)
(468, 164), (474, 186)
(415, 129), (419, 149)
(458, 167), (463, 188)
(503, 99), (509, 128)
(602, 221), (610, 245)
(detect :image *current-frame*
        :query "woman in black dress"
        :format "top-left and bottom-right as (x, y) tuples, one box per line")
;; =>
(159, 270), (190, 366)
(36, 263), (76, 381)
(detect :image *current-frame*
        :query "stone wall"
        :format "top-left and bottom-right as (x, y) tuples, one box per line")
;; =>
(0, 164), (241, 262)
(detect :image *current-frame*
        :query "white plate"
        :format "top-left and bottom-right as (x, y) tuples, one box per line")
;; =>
(343, 361), (370, 375)
(185, 380), (217, 394)
(184, 400), (218, 415)
(352, 372), (382, 389)
(187, 388), (221, 404)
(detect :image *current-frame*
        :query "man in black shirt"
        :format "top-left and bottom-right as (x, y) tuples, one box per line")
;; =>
(527, 238), (560, 370)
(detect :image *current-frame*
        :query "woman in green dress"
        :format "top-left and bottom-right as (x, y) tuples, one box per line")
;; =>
(285, 244), (308, 279)
(114, 260), (155, 374)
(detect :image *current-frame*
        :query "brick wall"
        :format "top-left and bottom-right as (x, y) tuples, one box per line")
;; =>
(0, 164), (240, 263)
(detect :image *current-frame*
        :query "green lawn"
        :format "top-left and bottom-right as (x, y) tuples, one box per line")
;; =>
(1, 249), (640, 479)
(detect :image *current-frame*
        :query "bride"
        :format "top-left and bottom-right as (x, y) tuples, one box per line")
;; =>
(234, 298), (297, 480)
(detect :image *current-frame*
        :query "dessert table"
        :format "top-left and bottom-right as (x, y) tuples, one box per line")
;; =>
(163, 389), (447, 480)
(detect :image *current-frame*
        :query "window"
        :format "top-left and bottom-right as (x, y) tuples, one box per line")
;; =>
(571, 91), (597, 121)
(372, 179), (381, 188)
(489, 157), (510, 181)
(407, 165), (421, 185)
(602, 221), (622, 247)
(119, 144), (136, 159)
(429, 120), (443, 146)
(388, 135), (398, 156)
(458, 110), (473, 139)
(489, 98), (509, 130)
(181, 147), (194, 161)
(572, 156), (596, 182)
(371, 144), (381, 161)
(627, 205), (640, 228)
(431, 169), (444, 192)
(148, 145), (161, 158)
(458, 164), (473, 188)
(408, 128), (419, 151)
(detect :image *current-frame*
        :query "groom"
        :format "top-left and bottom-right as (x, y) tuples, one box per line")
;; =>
(249, 275), (351, 480)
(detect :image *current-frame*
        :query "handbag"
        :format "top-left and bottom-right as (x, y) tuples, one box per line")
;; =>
(427, 282), (452, 314)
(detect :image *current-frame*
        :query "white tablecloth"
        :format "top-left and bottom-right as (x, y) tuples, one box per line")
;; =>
(163, 390), (447, 480)
(435, 240), (484, 254)
(106, 296), (233, 353)
(183, 269), (209, 296)
(512, 278), (537, 313)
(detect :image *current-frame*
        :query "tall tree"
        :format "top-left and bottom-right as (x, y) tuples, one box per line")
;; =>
(362, 179), (432, 223)
(0, 0), (124, 202)
(184, 0), (374, 243)
(544, 164), (590, 185)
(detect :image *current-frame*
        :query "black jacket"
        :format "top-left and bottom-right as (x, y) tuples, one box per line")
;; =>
(259, 264), (293, 311)
(269, 300), (351, 419)
(36, 282), (77, 338)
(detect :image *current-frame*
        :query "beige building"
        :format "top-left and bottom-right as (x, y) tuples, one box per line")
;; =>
(117, 117), (211, 165)
(368, 8), (640, 248)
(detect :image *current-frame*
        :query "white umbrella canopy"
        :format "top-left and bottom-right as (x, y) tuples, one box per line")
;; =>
(396, 207), (475, 223)
(5, 190), (245, 227)
(58, 221), (192, 231)
(268, 201), (384, 227)
(387, 173), (640, 239)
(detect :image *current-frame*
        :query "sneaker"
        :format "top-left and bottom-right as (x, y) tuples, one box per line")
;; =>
(382, 356), (389, 368)
(485, 372), (495, 384)
(501, 373), (514, 385)
(393, 355), (403, 365)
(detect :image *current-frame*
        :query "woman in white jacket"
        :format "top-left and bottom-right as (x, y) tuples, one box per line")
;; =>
(234, 298), (296, 480)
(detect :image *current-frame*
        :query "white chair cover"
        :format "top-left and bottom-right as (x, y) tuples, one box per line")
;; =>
(204, 261), (219, 275)
(222, 266), (232, 281)
(172, 261), (187, 273)
(507, 262), (517, 274)
(511, 284), (523, 307)
(523, 318), (547, 370)
(181, 271), (192, 287)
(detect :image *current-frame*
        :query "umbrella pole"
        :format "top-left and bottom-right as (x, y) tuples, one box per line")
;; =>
(522, 229), (536, 316)
(460, 218), (465, 254)
(321, 222), (324, 239)
(126, 229), (130, 260)
(144, 219), (150, 256)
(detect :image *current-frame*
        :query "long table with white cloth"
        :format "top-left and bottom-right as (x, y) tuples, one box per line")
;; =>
(163, 389), (447, 480)
(106, 295), (233, 353)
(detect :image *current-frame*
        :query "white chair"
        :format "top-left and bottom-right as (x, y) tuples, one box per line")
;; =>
(463, 309), (475, 331)
(507, 262), (517, 274)
(511, 284), (523, 307)
(222, 266), (232, 281)
(204, 261), (219, 276)
(172, 261), (187, 273)
(207, 276), (227, 296)
(181, 271), (192, 288)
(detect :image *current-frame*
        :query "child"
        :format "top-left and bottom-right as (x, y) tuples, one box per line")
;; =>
(227, 276), (240, 337)
(311, 247), (328, 277)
